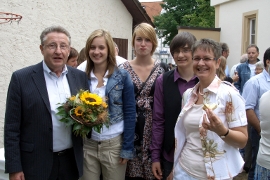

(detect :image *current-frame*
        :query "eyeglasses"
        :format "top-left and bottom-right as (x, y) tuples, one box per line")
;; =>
(44, 43), (69, 51)
(192, 57), (216, 62)
(173, 49), (191, 55)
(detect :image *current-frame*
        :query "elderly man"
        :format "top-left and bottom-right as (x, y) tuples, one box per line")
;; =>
(235, 44), (260, 94)
(242, 47), (270, 180)
(4, 26), (89, 180)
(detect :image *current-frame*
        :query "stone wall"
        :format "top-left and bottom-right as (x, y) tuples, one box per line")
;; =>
(0, 0), (133, 148)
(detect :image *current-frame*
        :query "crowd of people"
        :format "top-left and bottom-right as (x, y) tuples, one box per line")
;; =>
(4, 23), (270, 180)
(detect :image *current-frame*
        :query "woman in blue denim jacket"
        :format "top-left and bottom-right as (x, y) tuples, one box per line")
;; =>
(78, 29), (136, 180)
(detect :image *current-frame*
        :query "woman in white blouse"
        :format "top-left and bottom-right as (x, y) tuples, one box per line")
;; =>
(78, 29), (136, 180)
(173, 39), (248, 180)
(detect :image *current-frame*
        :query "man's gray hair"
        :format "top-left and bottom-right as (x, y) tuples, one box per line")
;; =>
(255, 61), (264, 69)
(40, 25), (71, 45)
(240, 54), (248, 63)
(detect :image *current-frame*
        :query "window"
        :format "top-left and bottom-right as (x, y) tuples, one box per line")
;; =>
(250, 18), (256, 44)
(242, 10), (258, 53)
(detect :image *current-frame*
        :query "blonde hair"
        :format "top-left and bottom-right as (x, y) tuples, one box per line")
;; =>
(216, 56), (226, 80)
(132, 23), (157, 55)
(85, 29), (116, 78)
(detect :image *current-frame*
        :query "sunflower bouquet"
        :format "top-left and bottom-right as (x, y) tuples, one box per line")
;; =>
(57, 89), (109, 137)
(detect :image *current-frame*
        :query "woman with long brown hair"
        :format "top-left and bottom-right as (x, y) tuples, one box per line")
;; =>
(78, 29), (136, 180)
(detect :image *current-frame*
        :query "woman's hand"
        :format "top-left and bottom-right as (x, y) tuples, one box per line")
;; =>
(166, 171), (173, 180)
(119, 158), (128, 164)
(202, 107), (248, 148)
(232, 73), (239, 82)
(202, 108), (228, 136)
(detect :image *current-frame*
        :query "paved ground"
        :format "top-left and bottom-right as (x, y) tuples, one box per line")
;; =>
(233, 171), (248, 180)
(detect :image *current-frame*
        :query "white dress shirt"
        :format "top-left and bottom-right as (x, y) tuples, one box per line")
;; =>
(78, 69), (124, 141)
(43, 61), (72, 152)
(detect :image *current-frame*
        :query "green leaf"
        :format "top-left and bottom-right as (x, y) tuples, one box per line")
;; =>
(154, 0), (215, 45)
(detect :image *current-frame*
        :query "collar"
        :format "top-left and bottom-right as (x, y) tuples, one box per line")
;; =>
(90, 70), (109, 84)
(173, 68), (197, 82)
(247, 58), (260, 64)
(262, 69), (270, 82)
(42, 60), (68, 76)
(193, 75), (221, 95)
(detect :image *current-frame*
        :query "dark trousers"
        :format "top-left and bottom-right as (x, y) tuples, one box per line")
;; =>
(248, 127), (261, 180)
(244, 124), (252, 172)
(49, 148), (79, 180)
(161, 157), (173, 180)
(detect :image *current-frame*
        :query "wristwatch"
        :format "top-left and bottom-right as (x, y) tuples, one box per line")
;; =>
(220, 129), (229, 139)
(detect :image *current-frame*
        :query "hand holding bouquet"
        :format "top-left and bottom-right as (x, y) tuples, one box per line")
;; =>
(57, 89), (109, 137)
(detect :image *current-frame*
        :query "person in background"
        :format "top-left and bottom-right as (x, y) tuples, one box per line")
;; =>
(4, 25), (89, 180)
(220, 42), (230, 76)
(230, 54), (248, 78)
(216, 56), (233, 83)
(66, 47), (78, 67)
(173, 38), (247, 179)
(255, 61), (264, 75)
(150, 32), (198, 180)
(235, 45), (259, 175)
(254, 88), (270, 180)
(113, 41), (127, 66)
(119, 22), (168, 180)
(242, 47), (270, 180)
(234, 44), (260, 94)
(77, 47), (86, 66)
(79, 29), (136, 180)
(168, 63), (174, 70)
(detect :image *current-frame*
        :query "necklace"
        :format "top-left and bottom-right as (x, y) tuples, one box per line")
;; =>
(198, 88), (204, 96)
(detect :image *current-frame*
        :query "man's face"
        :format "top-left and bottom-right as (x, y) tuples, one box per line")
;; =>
(173, 45), (193, 69)
(247, 47), (259, 63)
(40, 32), (70, 74)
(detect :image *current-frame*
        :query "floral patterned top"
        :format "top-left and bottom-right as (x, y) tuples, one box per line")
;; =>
(120, 60), (167, 179)
(174, 76), (247, 180)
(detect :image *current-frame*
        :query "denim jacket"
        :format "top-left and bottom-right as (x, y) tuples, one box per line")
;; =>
(234, 59), (260, 94)
(105, 68), (136, 159)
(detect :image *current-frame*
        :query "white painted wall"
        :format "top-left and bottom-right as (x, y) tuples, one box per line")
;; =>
(0, 0), (133, 148)
(212, 0), (270, 69)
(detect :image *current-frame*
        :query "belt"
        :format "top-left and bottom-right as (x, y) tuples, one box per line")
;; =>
(54, 148), (73, 156)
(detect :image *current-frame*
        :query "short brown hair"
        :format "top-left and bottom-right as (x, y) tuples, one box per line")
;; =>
(170, 32), (196, 56)
(68, 47), (78, 61)
(192, 38), (222, 60)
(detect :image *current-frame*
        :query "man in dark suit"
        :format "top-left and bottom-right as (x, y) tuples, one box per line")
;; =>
(4, 26), (89, 180)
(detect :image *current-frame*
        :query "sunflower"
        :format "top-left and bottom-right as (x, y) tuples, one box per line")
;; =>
(74, 106), (83, 116)
(80, 92), (102, 106)
(102, 102), (108, 108)
(69, 96), (76, 101)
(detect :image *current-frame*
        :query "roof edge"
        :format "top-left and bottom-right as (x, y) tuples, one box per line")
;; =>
(178, 26), (221, 31)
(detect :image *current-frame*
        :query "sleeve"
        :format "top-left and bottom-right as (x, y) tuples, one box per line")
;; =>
(242, 78), (259, 110)
(228, 89), (248, 128)
(120, 71), (136, 159)
(4, 72), (23, 173)
(150, 75), (164, 162)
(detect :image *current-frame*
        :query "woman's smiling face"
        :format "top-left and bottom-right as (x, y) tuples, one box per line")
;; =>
(193, 48), (220, 82)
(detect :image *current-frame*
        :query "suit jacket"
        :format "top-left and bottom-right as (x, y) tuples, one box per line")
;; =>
(4, 62), (89, 180)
